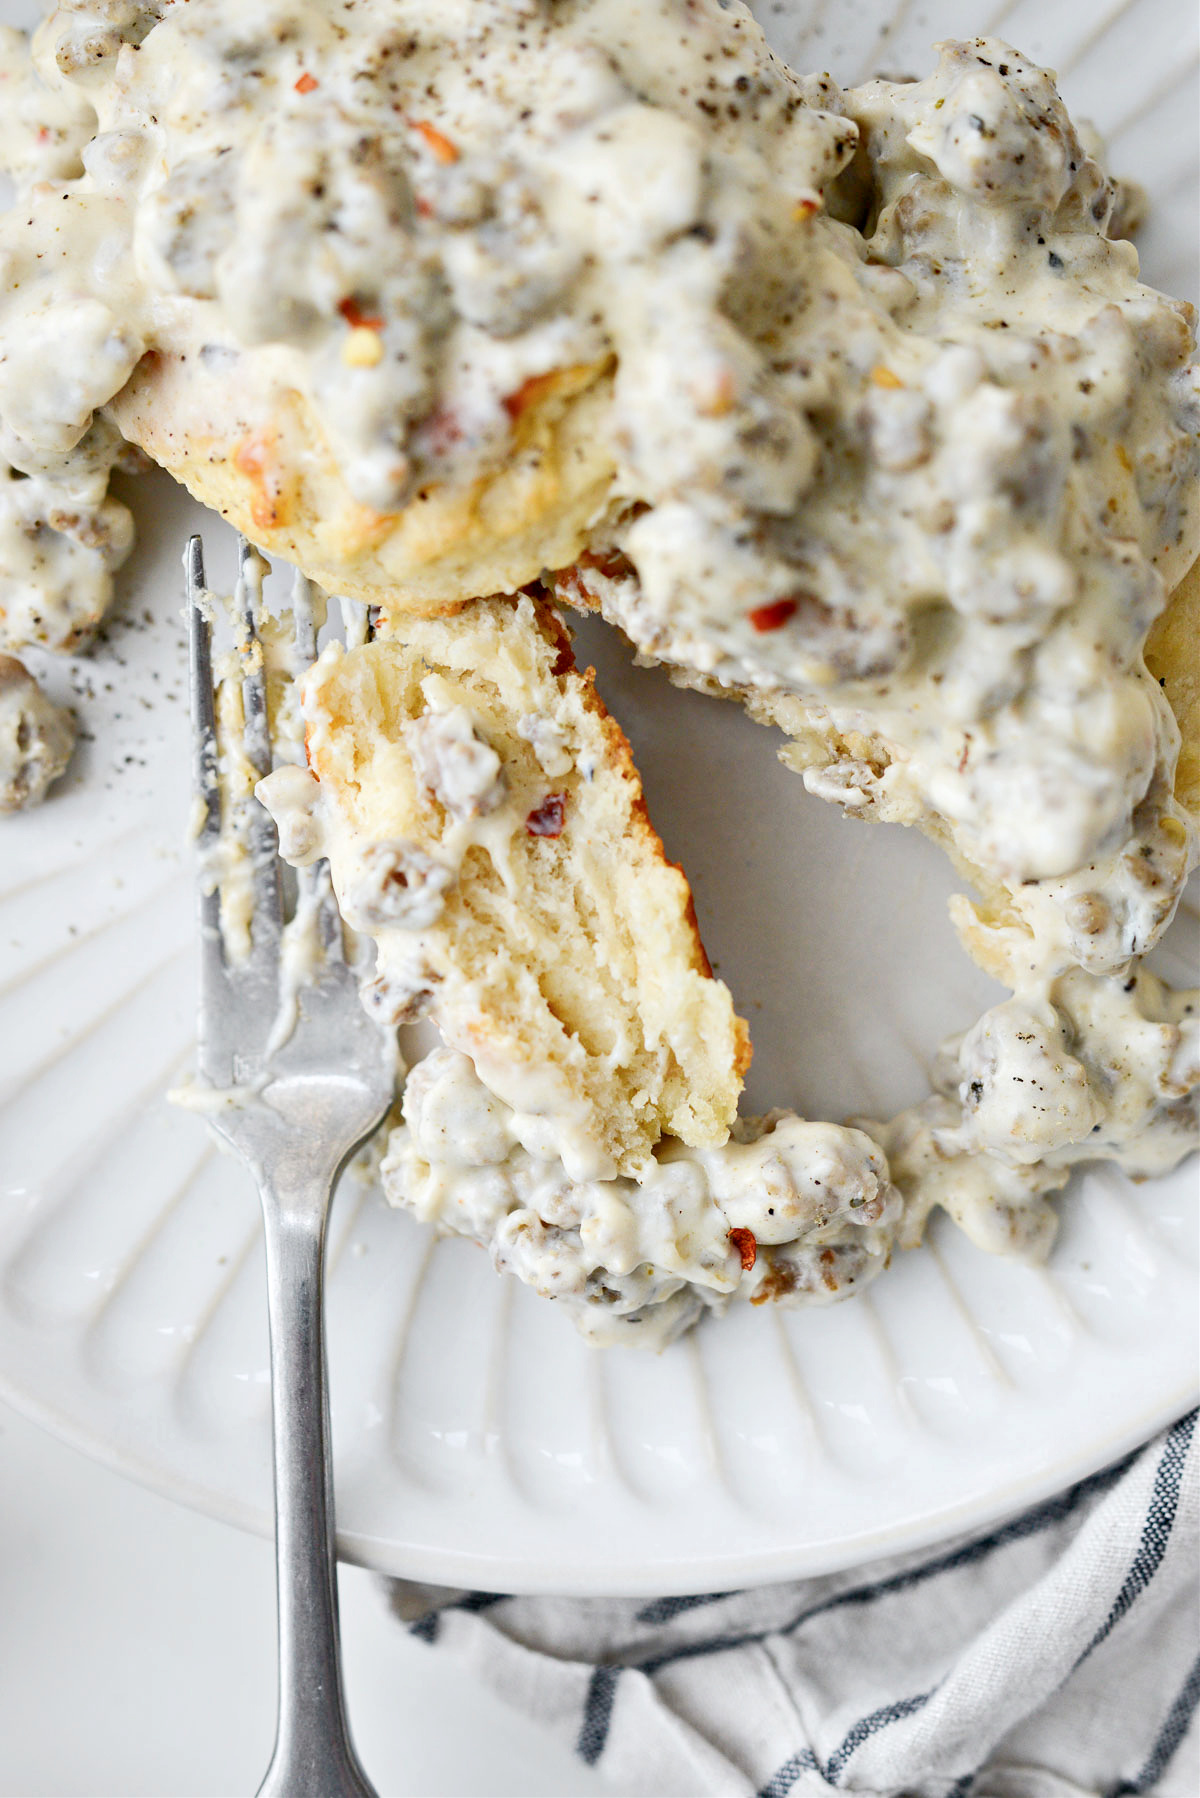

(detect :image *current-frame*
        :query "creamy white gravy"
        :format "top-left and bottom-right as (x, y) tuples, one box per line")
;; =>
(0, 647), (74, 809)
(0, 1), (1195, 1342)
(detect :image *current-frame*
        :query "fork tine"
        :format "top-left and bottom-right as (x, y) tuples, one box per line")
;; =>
(237, 540), (274, 783)
(291, 566), (318, 668)
(187, 537), (230, 1078)
(289, 567), (345, 961)
(312, 859), (346, 961)
(338, 594), (370, 649)
(235, 540), (284, 951)
(187, 536), (221, 848)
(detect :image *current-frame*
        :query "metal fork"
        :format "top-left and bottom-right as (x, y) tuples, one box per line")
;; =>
(186, 537), (393, 1798)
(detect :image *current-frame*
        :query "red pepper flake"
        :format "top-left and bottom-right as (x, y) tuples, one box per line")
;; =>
(729, 1227), (757, 1271)
(35, 125), (51, 144)
(580, 546), (635, 582)
(502, 369), (559, 424)
(233, 429), (282, 530)
(748, 598), (798, 633)
(338, 296), (384, 332)
(294, 72), (319, 94)
(410, 118), (459, 164)
(525, 794), (566, 838)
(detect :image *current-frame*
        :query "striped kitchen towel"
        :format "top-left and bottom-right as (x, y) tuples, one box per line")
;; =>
(390, 1409), (1199, 1796)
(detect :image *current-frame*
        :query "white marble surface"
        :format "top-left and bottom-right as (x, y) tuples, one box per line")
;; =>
(0, 1398), (608, 1797)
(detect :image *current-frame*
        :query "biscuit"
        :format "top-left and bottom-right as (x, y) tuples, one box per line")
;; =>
(1146, 556), (1200, 817)
(109, 356), (618, 612)
(259, 593), (750, 1181)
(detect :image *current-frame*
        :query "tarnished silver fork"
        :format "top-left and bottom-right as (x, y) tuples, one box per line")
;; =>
(186, 536), (393, 1798)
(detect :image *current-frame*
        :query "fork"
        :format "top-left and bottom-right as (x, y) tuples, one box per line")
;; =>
(186, 536), (394, 1798)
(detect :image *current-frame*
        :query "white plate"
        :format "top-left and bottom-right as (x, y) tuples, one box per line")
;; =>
(0, 0), (1196, 1596)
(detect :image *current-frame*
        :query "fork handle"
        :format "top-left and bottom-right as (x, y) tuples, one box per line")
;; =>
(256, 1185), (377, 1798)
